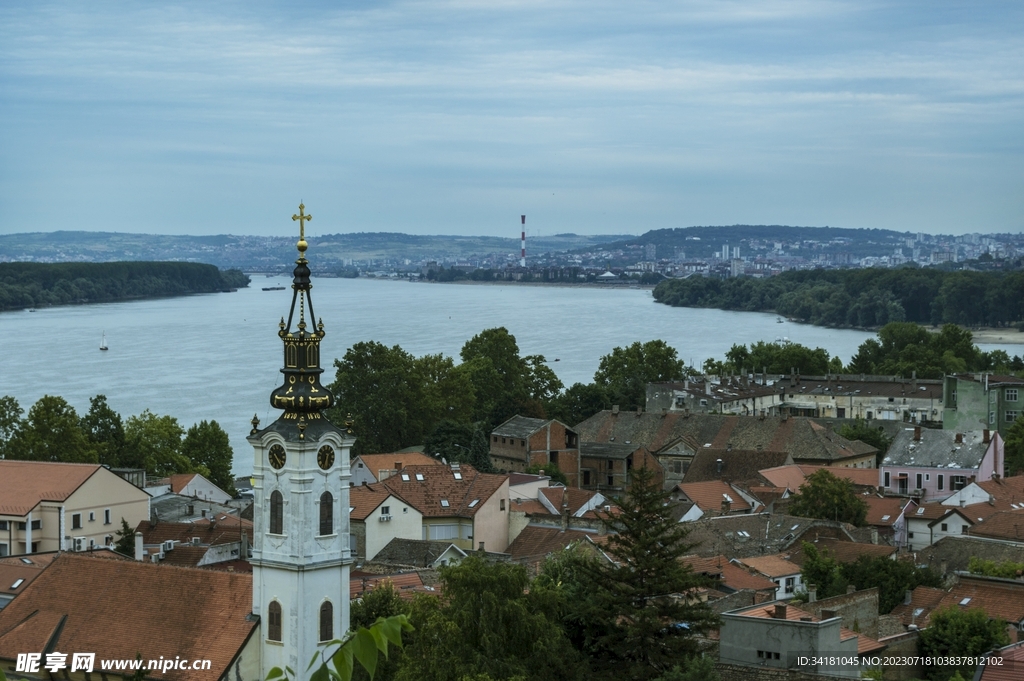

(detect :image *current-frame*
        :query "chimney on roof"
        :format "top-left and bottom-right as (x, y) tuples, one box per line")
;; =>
(478, 541), (486, 552)
(912, 370), (918, 391)
(956, 433), (963, 444)
(846, 585), (856, 595)
(636, 406), (643, 416)
(774, 604), (788, 620)
(134, 532), (144, 561)
(612, 405), (620, 415)
(716, 458), (724, 475)
(706, 382), (712, 396)
(904, 589), (913, 606)
(807, 584), (817, 603)
(983, 429), (990, 444)
(721, 497), (731, 514)
(914, 426), (921, 441)
(822, 608), (839, 619)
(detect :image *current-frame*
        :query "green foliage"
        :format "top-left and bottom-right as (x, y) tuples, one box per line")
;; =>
(396, 555), (585, 681)
(525, 463), (568, 486)
(650, 656), (719, 681)
(114, 518), (136, 557)
(848, 322), (992, 379)
(788, 470), (868, 526)
(6, 395), (97, 463)
(583, 467), (719, 681)
(0, 261), (249, 311)
(180, 420), (235, 494)
(276, 614), (413, 681)
(80, 394), (126, 467)
(545, 382), (611, 427)
(1005, 416), (1024, 477)
(799, 543), (942, 614)
(593, 340), (686, 410)
(721, 340), (836, 375)
(123, 410), (190, 476)
(653, 267), (1024, 328)
(425, 420), (493, 472)
(0, 395), (23, 460)
(327, 342), (475, 455)
(532, 542), (602, 650)
(351, 583), (411, 681)
(837, 419), (890, 465)
(917, 606), (1009, 681)
(968, 556), (1024, 579)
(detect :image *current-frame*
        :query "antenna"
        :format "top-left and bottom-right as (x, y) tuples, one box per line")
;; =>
(520, 215), (526, 268)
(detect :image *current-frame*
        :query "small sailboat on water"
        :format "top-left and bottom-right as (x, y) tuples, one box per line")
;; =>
(100, 332), (108, 351)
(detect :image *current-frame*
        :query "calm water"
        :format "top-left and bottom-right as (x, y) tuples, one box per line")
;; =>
(1, 278), (1017, 477)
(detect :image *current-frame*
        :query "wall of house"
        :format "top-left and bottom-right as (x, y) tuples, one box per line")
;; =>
(509, 478), (550, 500)
(944, 378), (990, 434)
(976, 436), (1004, 481)
(181, 475), (232, 503)
(421, 517), (475, 550)
(880, 465), (982, 502)
(720, 613), (860, 678)
(471, 480), (510, 553)
(906, 517), (935, 551)
(350, 520), (367, 559)
(527, 423), (580, 487)
(765, 572), (803, 600)
(805, 588), (880, 638)
(928, 513), (972, 546)
(365, 498), (421, 560)
(65, 469), (150, 550)
(490, 433), (531, 471)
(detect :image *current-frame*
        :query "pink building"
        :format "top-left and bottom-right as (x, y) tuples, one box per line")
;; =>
(879, 426), (1003, 501)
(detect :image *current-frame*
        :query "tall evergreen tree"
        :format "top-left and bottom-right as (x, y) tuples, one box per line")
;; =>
(584, 466), (719, 681)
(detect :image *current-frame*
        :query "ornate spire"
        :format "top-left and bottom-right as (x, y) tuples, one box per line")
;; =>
(269, 203), (334, 430)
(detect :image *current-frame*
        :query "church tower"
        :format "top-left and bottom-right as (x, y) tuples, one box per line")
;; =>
(249, 204), (352, 679)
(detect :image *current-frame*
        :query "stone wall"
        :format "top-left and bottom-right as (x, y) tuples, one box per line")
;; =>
(805, 587), (880, 637)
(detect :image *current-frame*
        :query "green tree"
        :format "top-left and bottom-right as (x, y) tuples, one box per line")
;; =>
(724, 340), (833, 375)
(114, 517), (136, 556)
(123, 410), (189, 476)
(350, 582), (411, 681)
(651, 657), (719, 681)
(837, 418), (890, 465)
(917, 607), (1009, 681)
(395, 555), (585, 681)
(546, 382), (610, 427)
(1005, 416), (1024, 476)
(424, 420), (492, 472)
(798, 543), (847, 599)
(594, 340), (685, 411)
(525, 463), (568, 486)
(583, 466), (719, 681)
(7, 395), (96, 463)
(0, 395), (23, 460)
(788, 469), (868, 526)
(842, 555), (941, 614)
(80, 395), (126, 467)
(181, 420), (235, 495)
(968, 556), (1024, 579)
(277, 614), (413, 681)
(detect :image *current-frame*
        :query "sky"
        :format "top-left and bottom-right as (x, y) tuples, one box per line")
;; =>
(1, 1), (1022, 238)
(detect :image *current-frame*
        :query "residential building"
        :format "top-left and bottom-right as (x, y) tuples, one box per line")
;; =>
(146, 472), (232, 503)
(133, 517), (252, 568)
(759, 464), (880, 494)
(0, 553), (259, 681)
(646, 377), (782, 416)
(680, 554), (777, 597)
(777, 373), (943, 422)
(489, 415), (581, 486)
(787, 537), (896, 566)
(880, 426), (1004, 500)
(349, 484), (422, 561)
(680, 513), (875, 559)
(894, 574), (1024, 635)
(0, 461), (150, 556)
(578, 442), (663, 493)
(941, 474), (1024, 508)
(380, 463), (510, 552)
(681, 448), (791, 488)
(674, 480), (760, 521)
(719, 602), (884, 678)
(507, 526), (597, 565)
(508, 486), (614, 543)
(863, 495), (915, 547)
(507, 472), (551, 500)
(944, 373), (1024, 438)
(350, 451), (441, 486)
(969, 509), (1024, 542)
(905, 500), (1018, 551)
(736, 554), (803, 600)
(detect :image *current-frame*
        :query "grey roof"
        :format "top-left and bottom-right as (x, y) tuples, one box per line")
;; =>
(680, 513), (867, 559)
(682, 449), (792, 486)
(371, 538), (468, 568)
(916, 535), (1024, 576)
(491, 415), (550, 439)
(579, 442), (641, 460)
(150, 493), (238, 523)
(883, 428), (991, 469)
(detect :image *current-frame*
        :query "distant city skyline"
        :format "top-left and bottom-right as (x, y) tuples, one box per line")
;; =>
(1, 1), (1022, 237)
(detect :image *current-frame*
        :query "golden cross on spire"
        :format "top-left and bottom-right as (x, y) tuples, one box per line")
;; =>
(292, 203), (312, 255)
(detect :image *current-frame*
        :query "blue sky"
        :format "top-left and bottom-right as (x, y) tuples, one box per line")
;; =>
(1, 1), (1022, 237)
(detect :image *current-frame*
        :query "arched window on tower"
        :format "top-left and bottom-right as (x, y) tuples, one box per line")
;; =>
(270, 491), (283, 535)
(307, 344), (318, 368)
(319, 601), (333, 641)
(319, 491), (333, 536)
(268, 601), (282, 642)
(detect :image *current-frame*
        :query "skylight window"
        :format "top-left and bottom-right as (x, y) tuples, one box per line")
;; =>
(790, 524), (799, 531)
(401, 474), (410, 481)
(453, 472), (463, 480)
(440, 499), (449, 508)
(917, 508), (926, 515)
(959, 597), (972, 606)
(11, 579), (24, 589)
(415, 473), (425, 481)
(468, 499), (480, 508)
(913, 608), (924, 617)
(881, 515), (890, 521)
(349, 507), (355, 513)
(20, 558), (31, 565)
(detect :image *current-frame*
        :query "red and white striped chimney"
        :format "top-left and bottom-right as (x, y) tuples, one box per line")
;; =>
(520, 215), (526, 267)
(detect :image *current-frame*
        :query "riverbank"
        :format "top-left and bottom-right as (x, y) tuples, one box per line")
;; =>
(928, 326), (1024, 345)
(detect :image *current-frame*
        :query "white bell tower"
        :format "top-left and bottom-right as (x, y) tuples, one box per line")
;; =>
(249, 203), (353, 679)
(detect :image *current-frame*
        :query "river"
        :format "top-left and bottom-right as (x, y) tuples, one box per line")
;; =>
(1, 277), (1017, 477)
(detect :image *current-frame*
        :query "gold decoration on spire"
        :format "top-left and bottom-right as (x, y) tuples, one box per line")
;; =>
(292, 203), (312, 255)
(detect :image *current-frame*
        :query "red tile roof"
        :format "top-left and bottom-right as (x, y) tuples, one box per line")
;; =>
(507, 526), (594, 561)
(976, 476), (1024, 504)
(0, 461), (101, 515)
(736, 554), (801, 578)
(978, 640), (1024, 681)
(930, 575), (1024, 627)
(889, 586), (946, 627)
(349, 572), (431, 600)
(864, 496), (913, 527)
(969, 509), (1024, 541)
(759, 464), (880, 491)
(349, 485), (396, 521)
(0, 552), (57, 597)
(167, 473), (199, 494)
(731, 602), (885, 654)
(355, 452), (442, 481)
(539, 487), (605, 516)
(678, 480), (752, 514)
(0, 553), (256, 681)
(379, 464), (506, 518)
(787, 538), (897, 565)
(681, 555), (777, 592)
(135, 520), (247, 548)
(510, 499), (550, 515)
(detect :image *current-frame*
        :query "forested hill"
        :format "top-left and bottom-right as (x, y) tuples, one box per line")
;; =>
(0, 262), (250, 311)
(653, 268), (1024, 328)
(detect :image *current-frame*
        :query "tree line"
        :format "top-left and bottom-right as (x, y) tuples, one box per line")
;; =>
(0, 394), (235, 494)
(0, 261), (250, 311)
(425, 265), (664, 285)
(653, 267), (1024, 328)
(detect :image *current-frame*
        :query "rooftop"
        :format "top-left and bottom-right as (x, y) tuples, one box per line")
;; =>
(864, 496), (914, 527)
(680, 513), (870, 558)
(379, 464), (506, 518)
(786, 537), (897, 565)
(682, 448), (791, 486)
(578, 442), (643, 460)
(677, 480), (753, 514)
(883, 428), (993, 469)
(349, 484), (399, 521)
(759, 464), (881, 491)
(726, 601), (884, 654)
(371, 538), (468, 568)
(0, 461), (102, 515)
(681, 554), (777, 592)
(491, 415), (551, 439)
(969, 509), (1024, 541)
(506, 526), (594, 562)
(736, 553), (801, 578)
(135, 520), (249, 548)
(354, 451), (442, 480)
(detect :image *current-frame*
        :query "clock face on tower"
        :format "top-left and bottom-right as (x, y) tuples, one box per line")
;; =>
(317, 445), (335, 470)
(268, 444), (286, 469)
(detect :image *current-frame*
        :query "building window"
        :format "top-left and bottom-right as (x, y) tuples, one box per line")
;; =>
(382, 505), (390, 515)
(521, 439), (526, 446)
(908, 532), (914, 538)
(608, 475), (614, 486)
(549, 451), (559, 465)
(0, 521), (6, 531)
(951, 476), (966, 491)
(1006, 411), (1019, 423)
(583, 470), (592, 485)
(916, 473), (923, 490)
(319, 492), (333, 536)
(941, 523), (948, 532)
(270, 491), (284, 535)
(319, 601), (333, 642)
(884, 472), (890, 488)
(962, 525), (969, 534)
(0, 543), (7, 557)
(502, 437), (506, 444)
(88, 512), (95, 522)
(990, 411), (996, 424)
(1007, 389), (1019, 402)
(72, 513), (82, 530)
(937, 475), (944, 491)
(104, 509), (111, 525)
(500, 499), (506, 511)
(268, 601), (282, 642)
(492, 436), (497, 443)
(785, 577), (795, 594)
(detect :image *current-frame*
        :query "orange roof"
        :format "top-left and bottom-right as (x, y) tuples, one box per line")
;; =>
(681, 555), (777, 592)
(978, 640), (1024, 681)
(864, 496), (913, 527)
(380, 464), (506, 518)
(167, 473), (199, 493)
(349, 485), (395, 521)
(192, 514), (253, 529)
(539, 487), (607, 517)
(731, 602), (885, 654)
(0, 553), (256, 681)
(0, 461), (101, 515)
(736, 554), (800, 578)
(889, 585), (946, 626)
(977, 476), (1024, 504)
(356, 452), (442, 480)
(930, 576), (1024, 626)
(510, 498), (550, 515)
(677, 480), (751, 514)
(135, 520), (248, 548)
(969, 509), (1024, 541)
(349, 572), (431, 600)
(0, 553), (57, 596)
(759, 464), (880, 491)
